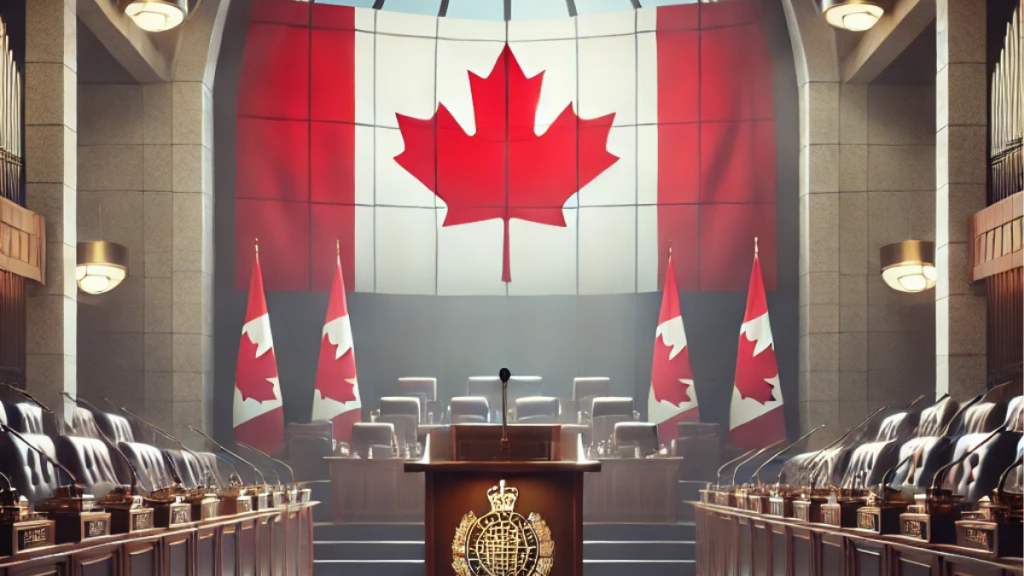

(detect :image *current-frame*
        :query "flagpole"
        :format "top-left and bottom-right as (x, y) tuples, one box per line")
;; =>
(255, 237), (259, 262)
(754, 236), (758, 259)
(336, 238), (341, 266)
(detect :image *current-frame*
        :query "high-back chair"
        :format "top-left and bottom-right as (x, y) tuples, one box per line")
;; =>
(399, 377), (441, 423)
(916, 397), (959, 437)
(573, 377), (611, 417)
(118, 441), (179, 492)
(515, 397), (559, 424)
(508, 377), (543, 419)
(591, 397), (635, 448)
(0, 432), (61, 505)
(97, 413), (136, 444)
(467, 377), (503, 422)
(613, 422), (659, 458)
(449, 397), (489, 424)
(943, 430), (1022, 502)
(286, 420), (334, 481)
(378, 397), (420, 456)
(4, 402), (45, 435)
(960, 402), (1007, 435)
(56, 436), (121, 498)
(70, 407), (105, 439)
(351, 422), (396, 459)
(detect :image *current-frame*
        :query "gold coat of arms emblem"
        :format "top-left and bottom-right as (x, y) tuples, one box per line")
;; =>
(452, 480), (554, 576)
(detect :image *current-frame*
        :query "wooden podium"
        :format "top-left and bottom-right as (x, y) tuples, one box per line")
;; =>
(405, 424), (599, 576)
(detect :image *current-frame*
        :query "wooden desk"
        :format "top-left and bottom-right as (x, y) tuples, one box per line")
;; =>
(325, 457), (424, 523)
(693, 502), (1024, 576)
(0, 503), (317, 576)
(583, 458), (682, 524)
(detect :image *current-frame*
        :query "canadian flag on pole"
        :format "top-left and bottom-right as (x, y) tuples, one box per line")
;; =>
(729, 239), (786, 450)
(233, 246), (285, 454)
(648, 252), (700, 440)
(311, 246), (362, 443)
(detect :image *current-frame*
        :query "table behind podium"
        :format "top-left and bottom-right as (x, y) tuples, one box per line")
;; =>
(405, 424), (599, 576)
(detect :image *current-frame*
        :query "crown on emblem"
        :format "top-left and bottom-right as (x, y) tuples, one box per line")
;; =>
(486, 480), (518, 512)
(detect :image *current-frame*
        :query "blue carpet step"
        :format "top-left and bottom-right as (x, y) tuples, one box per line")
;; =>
(313, 522), (425, 541)
(583, 540), (694, 561)
(314, 559), (424, 576)
(584, 559), (696, 576)
(314, 540), (424, 561)
(582, 522), (695, 541)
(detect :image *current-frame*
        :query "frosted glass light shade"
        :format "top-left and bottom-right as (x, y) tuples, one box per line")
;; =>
(880, 240), (936, 293)
(77, 241), (129, 295)
(122, 0), (187, 32)
(821, 0), (884, 31)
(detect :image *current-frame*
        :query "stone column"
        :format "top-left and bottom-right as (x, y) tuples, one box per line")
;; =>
(24, 0), (77, 421)
(935, 0), (988, 400)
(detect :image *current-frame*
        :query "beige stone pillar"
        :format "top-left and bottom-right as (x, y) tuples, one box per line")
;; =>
(24, 0), (77, 422)
(935, 0), (988, 400)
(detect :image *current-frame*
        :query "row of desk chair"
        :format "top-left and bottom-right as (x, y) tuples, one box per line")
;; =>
(776, 390), (1023, 504)
(0, 399), (267, 507)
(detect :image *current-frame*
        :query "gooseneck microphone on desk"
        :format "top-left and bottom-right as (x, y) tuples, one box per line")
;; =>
(715, 446), (762, 489)
(1, 381), (64, 435)
(237, 441), (295, 485)
(803, 406), (888, 489)
(0, 423), (85, 506)
(754, 424), (824, 486)
(188, 427), (268, 487)
(118, 405), (222, 490)
(731, 440), (787, 487)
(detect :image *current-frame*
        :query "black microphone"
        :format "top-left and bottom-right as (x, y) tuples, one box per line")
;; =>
(59, 392), (148, 497)
(995, 454), (1024, 504)
(876, 449), (917, 499)
(118, 406), (219, 490)
(499, 368), (511, 460)
(754, 425), (824, 485)
(237, 441), (296, 485)
(188, 427), (267, 486)
(930, 423), (1009, 491)
(235, 445), (281, 486)
(731, 440), (787, 486)
(1, 381), (63, 435)
(1, 423), (81, 490)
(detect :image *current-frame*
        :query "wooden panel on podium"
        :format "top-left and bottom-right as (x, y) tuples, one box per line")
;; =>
(237, 519), (256, 576)
(582, 458), (681, 523)
(196, 527), (217, 576)
(73, 545), (119, 576)
(124, 537), (160, 576)
(407, 424), (599, 576)
(219, 524), (237, 576)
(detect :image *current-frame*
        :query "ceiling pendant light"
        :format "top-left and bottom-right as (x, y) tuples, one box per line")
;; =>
(821, 0), (885, 32)
(880, 240), (936, 293)
(76, 241), (129, 295)
(121, 0), (188, 32)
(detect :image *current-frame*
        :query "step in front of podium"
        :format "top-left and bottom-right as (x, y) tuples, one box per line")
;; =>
(314, 521), (696, 576)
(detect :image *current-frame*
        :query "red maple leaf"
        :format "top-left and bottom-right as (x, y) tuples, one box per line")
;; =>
(734, 336), (778, 404)
(314, 336), (359, 404)
(235, 335), (279, 403)
(651, 337), (693, 406)
(395, 44), (619, 282)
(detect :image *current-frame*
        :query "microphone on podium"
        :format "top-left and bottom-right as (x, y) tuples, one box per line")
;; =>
(188, 427), (268, 487)
(499, 368), (511, 461)
(0, 423), (84, 500)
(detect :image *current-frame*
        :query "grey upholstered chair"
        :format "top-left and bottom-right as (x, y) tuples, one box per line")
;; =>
(515, 396), (559, 424)
(449, 396), (489, 424)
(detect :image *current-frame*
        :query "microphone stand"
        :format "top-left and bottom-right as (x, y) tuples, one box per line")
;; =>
(709, 446), (762, 507)
(1, 381), (64, 436)
(0, 424), (113, 543)
(0, 468), (54, 554)
(746, 426), (823, 515)
(237, 441), (311, 505)
(189, 427), (271, 512)
(728, 440), (786, 511)
(854, 450), (918, 534)
(58, 393), (155, 533)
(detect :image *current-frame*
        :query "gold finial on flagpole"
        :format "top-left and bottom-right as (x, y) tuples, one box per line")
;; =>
(255, 237), (259, 259)
(668, 238), (673, 257)
(336, 239), (340, 258)
(754, 236), (759, 256)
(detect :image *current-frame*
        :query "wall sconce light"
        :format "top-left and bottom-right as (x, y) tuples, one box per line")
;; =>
(121, 0), (190, 32)
(76, 241), (129, 295)
(821, 0), (885, 32)
(880, 240), (936, 293)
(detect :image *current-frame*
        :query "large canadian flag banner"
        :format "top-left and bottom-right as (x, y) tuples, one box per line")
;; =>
(648, 252), (700, 440)
(234, 0), (777, 296)
(728, 242), (786, 450)
(311, 253), (362, 443)
(234, 253), (284, 453)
